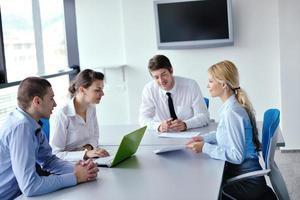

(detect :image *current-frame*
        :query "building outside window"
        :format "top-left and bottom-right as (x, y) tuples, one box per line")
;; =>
(0, 0), (68, 82)
(0, 0), (74, 125)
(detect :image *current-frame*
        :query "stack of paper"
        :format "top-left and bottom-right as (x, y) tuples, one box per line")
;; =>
(158, 131), (200, 139)
(153, 145), (186, 154)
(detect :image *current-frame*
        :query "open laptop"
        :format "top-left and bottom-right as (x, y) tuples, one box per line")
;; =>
(94, 126), (146, 167)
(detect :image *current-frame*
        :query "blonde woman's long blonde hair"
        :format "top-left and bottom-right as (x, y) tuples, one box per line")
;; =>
(208, 60), (260, 151)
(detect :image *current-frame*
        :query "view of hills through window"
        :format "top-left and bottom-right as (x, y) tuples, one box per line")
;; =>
(0, 0), (68, 82)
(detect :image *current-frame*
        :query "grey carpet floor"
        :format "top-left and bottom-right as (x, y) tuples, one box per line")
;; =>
(274, 150), (300, 200)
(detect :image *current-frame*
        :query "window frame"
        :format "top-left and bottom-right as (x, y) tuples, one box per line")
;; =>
(0, 0), (79, 84)
(0, 11), (7, 84)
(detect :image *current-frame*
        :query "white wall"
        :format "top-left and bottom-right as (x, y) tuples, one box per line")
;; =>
(121, 0), (281, 122)
(75, 0), (300, 148)
(75, 0), (125, 67)
(278, 0), (300, 149)
(75, 0), (130, 125)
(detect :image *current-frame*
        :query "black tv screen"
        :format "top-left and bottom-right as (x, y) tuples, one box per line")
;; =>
(154, 0), (234, 49)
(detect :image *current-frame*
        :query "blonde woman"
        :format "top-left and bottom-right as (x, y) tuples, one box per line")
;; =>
(186, 61), (276, 199)
(50, 69), (109, 162)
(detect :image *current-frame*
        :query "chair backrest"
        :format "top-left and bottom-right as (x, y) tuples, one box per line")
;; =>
(262, 109), (290, 199)
(261, 108), (280, 169)
(204, 97), (209, 109)
(40, 118), (50, 141)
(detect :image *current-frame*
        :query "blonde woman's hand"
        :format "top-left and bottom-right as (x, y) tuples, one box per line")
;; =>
(186, 141), (204, 153)
(186, 136), (203, 145)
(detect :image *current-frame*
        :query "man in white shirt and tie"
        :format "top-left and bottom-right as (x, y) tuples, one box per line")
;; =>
(139, 55), (210, 132)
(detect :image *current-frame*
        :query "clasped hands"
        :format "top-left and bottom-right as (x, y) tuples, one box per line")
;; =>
(75, 159), (99, 184)
(158, 118), (187, 132)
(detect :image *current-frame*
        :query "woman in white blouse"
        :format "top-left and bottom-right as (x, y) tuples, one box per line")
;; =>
(50, 69), (109, 162)
(186, 61), (276, 199)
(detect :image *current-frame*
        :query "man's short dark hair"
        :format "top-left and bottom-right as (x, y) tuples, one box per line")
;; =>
(17, 77), (52, 110)
(148, 55), (172, 72)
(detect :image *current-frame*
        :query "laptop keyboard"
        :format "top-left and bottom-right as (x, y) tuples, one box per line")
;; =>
(94, 155), (114, 165)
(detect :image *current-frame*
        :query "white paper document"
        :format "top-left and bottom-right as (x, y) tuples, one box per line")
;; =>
(153, 145), (186, 154)
(158, 131), (200, 139)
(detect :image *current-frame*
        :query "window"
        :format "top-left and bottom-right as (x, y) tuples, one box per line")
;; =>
(0, 74), (70, 127)
(0, 0), (79, 125)
(0, 86), (17, 126)
(40, 0), (68, 73)
(1, 0), (38, 82)
(0, 0), (68, 82)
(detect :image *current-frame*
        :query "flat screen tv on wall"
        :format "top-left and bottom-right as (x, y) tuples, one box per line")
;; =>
(153, 0), (234, 49)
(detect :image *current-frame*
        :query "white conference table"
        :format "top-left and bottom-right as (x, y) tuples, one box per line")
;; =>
(16, 123), (226, 200)
(99, 122), (218, 146)
(99, 122), (285, 147)
(16, 121), (285, 200)
(16, 146), (224, 200)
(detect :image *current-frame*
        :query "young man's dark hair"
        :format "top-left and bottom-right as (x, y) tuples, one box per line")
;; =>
(17, 77), (52, 110)
(148, 54), (172, 72)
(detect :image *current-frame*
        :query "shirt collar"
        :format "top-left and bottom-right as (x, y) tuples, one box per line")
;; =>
(16, 107), (42, 134)
(220, 95), (236, 114)
(65, 97), (93, 117)
(65, 97), (77, 116)
(159, 76), (177, 96)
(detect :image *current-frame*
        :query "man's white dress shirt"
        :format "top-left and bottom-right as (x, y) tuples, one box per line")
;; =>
(139, 76), (210, 131)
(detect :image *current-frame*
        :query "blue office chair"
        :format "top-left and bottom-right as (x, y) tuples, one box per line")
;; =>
(264, 110), (290, 200)
(36, 118), (51, 176)
(204, 97), (209, 109)
(222, 109), (290, 200)
(40, 118), (50, 141)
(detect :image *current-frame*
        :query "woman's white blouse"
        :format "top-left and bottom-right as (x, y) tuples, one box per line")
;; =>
(49, 98), (99, 161)
(202, 95), (257, 164)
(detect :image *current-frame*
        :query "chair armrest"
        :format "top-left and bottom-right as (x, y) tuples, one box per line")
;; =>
(226, 169), (270, 184)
